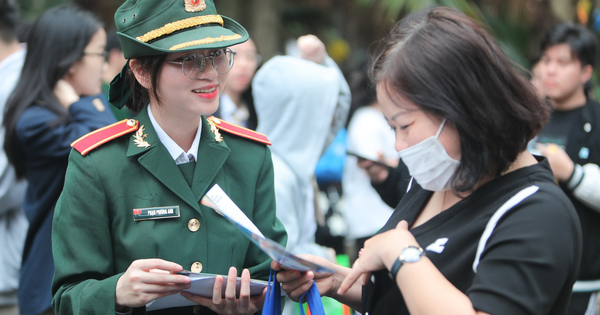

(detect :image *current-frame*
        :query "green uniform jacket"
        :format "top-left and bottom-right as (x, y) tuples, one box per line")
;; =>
(51, 107), (287, 315)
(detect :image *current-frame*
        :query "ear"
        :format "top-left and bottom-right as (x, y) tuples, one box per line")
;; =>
(129, 58), (152, 90)
(67, 60), (81, 76)
(581, 64), (593, 83)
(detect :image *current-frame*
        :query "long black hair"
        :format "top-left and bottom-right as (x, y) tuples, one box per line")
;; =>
(3, 4), (102, 178)
(371, 7), (549, 194)
(0, 0), (19, 43)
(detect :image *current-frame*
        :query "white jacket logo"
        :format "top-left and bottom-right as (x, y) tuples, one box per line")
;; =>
(426, 238), (448, 254)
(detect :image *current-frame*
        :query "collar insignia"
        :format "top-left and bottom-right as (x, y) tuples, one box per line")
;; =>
(133, 125), (151, 148)
(207, 117), (223, 142)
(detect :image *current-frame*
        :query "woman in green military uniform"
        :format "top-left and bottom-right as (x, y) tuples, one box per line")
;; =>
(50, 0), (287, 314)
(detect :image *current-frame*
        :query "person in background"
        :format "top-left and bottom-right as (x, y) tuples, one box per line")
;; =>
(102, 29), (132, 121)
(0, 1), (27, 314)
(532, 22), (600, 315)
(364, 160), (411, 208)
(342, 67), (398, 263)
(51, 0), (286, 314)
(253, 34), (350, 314)
(351, 69), (411, 208)
(273, 7), (581, 315)
(2, 5), (116, 315)
(214, 37), (261, 130)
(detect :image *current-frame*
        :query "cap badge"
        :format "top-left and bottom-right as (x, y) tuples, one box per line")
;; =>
(185, 0), (207, 12)
(133, 125), (151, 148)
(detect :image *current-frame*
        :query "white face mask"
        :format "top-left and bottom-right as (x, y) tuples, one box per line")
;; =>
(398, 119), (460, 191)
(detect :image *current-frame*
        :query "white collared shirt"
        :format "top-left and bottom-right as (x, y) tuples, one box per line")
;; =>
(147, 105), (202, 165)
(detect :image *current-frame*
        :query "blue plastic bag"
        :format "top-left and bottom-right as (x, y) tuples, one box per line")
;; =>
(262, 269), (281, 315)
(315, 128), (347, 187)
(262, 269), (325, 315)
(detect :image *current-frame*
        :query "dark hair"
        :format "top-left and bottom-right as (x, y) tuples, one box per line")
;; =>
(122, 54), (166, 113)
(237, 35), (259, 130)
(370, 7), (549, 194)
(540, 22), (599, 68)
(346, 64), (377, 127)
(106, 29), (122, 53)
(0, 0), (19, 43)
(3, 4), (102, 179)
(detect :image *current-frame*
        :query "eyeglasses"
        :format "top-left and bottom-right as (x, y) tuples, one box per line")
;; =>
(84, 51), (108, 59)
(165, 49), (236, 80)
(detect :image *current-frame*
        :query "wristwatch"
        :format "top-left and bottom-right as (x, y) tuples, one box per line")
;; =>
(389, 245), (425, 280)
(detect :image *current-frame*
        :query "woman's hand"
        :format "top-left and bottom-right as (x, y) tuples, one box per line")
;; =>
(181, 267), (264, 315)
(357, 153), (390, 184)
(338, 221), (416, 294)
(297, 35), (326, 64)
(271, 255), (345, 302)
(54, 79), (80, 109)
(115, 259), (191, 311)
(536, 143), (574, 182)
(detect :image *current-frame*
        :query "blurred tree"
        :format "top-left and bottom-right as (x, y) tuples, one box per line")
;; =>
(250, 0), (282, 59)
(15, 0), (586, 73)
(551, 0), (577, 21)
(353, 0), (557, 67)
(74, 0), (121, 30)
(17, 0), (71, 21)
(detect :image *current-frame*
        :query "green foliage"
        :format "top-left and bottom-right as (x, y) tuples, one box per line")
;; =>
(357, 0), (436, 20)
(18, 0), (73, 22)
(354, 0), (533, 68)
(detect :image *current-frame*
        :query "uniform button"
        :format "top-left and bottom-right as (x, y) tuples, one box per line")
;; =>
(188, 218), (200, 232)
(126, 119), (136, 127)
(191, 262), (203, 273)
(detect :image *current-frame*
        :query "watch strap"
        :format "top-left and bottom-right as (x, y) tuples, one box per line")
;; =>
(389, 257), (403, 280)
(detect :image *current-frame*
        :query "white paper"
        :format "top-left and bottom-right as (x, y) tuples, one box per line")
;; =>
(202, 184), (264, 238)
(146, 273), (268, 311)
(202, 184), (335, 274)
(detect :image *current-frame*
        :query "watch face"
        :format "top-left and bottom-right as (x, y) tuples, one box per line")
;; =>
(401, 246), (423, 263)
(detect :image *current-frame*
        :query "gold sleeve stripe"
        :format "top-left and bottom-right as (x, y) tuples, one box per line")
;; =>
(71, 119), (133, 147)
(217, 128), (271, 145)
(136, 15), (224, 43)
(169, 34), (242, 50)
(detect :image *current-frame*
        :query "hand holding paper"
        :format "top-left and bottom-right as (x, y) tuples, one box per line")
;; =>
(116, 259), (191, 310)
(147, 267), (268, 311)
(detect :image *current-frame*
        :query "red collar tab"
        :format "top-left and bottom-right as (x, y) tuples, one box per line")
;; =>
(207, 116), (271, 145)
(71, 119), (140, 155)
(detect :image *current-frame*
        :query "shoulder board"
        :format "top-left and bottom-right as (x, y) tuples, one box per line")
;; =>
(71, 119), (139, 156)
(207, 116), (271, 145)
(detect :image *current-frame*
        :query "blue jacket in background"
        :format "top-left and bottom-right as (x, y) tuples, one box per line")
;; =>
(16, 94), (115, 315)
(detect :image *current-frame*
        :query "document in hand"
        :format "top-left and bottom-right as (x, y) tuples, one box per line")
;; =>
(145, 273), (268, 311)
(202, 184), (335, 274)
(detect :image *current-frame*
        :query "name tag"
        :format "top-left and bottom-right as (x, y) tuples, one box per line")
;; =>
(133, 206), (180, 221)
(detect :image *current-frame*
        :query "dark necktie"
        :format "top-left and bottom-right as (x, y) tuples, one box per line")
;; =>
(177, 154), (195, 186)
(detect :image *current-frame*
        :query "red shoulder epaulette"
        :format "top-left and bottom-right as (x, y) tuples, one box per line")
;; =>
(208, 116), (271, 145)
(71, 119), (140, 156)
